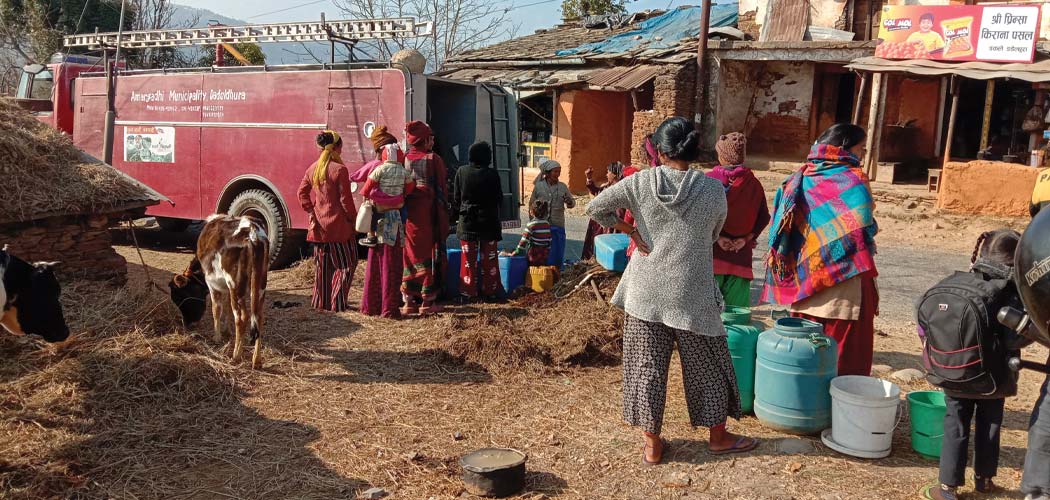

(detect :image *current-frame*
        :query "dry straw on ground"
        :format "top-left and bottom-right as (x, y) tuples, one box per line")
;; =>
(441, 263), (624, 373)
(0, 280), (246, 498)
(0, 98), (153, 223)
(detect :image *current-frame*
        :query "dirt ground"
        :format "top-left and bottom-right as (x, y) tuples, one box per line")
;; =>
(2, 174), (1049, 500)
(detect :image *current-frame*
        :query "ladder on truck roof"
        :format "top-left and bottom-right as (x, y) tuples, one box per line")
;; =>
(63, 17), (433, 49)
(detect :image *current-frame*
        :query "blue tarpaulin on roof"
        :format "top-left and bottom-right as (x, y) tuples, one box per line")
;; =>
(555, 1), (738, 57)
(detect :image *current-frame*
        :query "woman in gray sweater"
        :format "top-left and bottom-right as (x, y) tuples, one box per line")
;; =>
(586, 116), (758, 465)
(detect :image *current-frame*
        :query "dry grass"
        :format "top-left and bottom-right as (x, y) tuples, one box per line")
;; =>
(0, 98), (156, 223)
(1, 243), (1044, 499)
(441, 264), (623, 373)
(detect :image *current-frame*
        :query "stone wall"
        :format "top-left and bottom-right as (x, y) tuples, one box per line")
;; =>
(717, 60), (815, 159)
(1, 213), (127, 283)
(630, 63), (697, 166)
(937, 161), (1039, 218)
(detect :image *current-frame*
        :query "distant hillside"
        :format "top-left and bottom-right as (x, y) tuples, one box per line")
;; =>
(169, 3), (337, 64)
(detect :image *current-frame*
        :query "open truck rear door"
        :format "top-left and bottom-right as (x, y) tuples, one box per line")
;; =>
(415, 76), (520, 228)
(478, 84), (519, 228)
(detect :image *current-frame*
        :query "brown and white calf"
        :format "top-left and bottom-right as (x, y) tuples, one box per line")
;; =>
(169, 215), (269, 368)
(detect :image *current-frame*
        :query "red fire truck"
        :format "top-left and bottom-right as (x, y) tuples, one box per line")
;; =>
(15, 18), (519, 267)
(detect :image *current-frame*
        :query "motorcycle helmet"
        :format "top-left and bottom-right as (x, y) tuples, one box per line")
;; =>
(1015, 208), (1050, 347)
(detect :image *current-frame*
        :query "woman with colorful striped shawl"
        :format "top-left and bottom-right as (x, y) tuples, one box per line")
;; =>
(762, 124), (879, 377)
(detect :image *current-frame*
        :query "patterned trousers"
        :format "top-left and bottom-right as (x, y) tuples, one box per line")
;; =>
(460, 240), (503, 298)
(622, 315), (741, 435)
(361, 242), (404, 318)
(312, 242), (357, 312)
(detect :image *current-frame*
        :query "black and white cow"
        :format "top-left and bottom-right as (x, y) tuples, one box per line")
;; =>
(0, 246), (70, 342)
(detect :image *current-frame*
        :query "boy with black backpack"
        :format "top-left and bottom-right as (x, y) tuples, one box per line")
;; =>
(918, 230), (1022, 500)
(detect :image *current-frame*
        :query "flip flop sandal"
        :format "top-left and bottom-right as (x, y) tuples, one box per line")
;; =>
(709, 436), (759, 456)
(921, 483), (958, 500)
(641, 439), (670, 466)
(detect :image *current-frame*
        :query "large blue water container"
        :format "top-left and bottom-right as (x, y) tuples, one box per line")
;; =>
(754, 317), (838, 434)
(594, 233), (630, 272)
(498, 255), (528, 294)
(446, 247), (462, 297)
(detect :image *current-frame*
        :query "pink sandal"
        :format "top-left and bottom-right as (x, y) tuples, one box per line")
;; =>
(419, 302), (444, 315)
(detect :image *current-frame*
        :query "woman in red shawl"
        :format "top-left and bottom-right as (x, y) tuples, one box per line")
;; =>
(297, 130), (358, 312)
(401, 121), (450, 315)
(706, 132), (770, 308)
(623, 135), (656, 257)
(581, 161), (627, 261)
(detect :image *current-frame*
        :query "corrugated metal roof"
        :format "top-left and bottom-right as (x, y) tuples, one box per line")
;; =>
(586, 64), (664, 90)
(847, 56), (1050, 82)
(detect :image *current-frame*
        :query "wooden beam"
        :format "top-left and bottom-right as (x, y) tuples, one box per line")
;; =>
(980, 80), (995, 151)
(865, 72), (886, 181)
(853, 72), (869, 125)
(934, 76), (948, 154)
(943, 76), (961, 169)
(1031, 89), (1046, 153)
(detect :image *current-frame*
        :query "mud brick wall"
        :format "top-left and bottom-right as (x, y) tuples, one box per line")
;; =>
(938, 161), (1038, 218)
(1, 214), (127, 284)
(630, 63), (696, 166)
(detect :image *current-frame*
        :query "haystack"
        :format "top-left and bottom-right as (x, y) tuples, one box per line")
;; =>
(441, 263), (624, 373)
(0, 98), (167, 282)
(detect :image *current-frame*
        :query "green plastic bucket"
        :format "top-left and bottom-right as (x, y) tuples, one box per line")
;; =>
(721, 306), (752, 325)
(723, 307), (759, 413)
(907, 390), (946, 460)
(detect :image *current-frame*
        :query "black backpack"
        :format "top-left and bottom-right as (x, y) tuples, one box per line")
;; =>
(916, 271), (1012, 396)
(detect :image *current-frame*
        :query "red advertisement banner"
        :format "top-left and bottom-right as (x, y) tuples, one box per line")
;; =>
(876, 4), (1041, 63)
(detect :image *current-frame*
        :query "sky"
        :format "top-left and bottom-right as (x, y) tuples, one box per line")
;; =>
(172, 0), (713, 42)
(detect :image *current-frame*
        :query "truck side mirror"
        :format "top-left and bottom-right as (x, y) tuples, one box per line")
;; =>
(22, 63), (46, 75)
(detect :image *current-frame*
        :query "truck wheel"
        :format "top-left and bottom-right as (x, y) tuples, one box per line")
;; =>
(156, 217), (191, 232)
(227, 189), (304, 269)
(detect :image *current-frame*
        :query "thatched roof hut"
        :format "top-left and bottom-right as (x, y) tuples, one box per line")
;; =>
(0, 98), (167, 282)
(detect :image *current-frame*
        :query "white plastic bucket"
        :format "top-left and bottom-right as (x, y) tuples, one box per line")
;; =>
(824, 376), (902, 459)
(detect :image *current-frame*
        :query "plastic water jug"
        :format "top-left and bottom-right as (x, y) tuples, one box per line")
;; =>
(594, 233), (630, 272)
(754, 317), (838, 434)
(446, 247), (462, 297)
(498, 255), (528, 294)
(526, 266), (558, 292)
(722, 306), (760, 414)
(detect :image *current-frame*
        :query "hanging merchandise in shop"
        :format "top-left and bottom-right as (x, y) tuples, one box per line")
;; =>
(875, 5), (1041, 63)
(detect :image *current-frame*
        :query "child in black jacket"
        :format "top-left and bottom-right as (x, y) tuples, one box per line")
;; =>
(924, 229), (1021, 500)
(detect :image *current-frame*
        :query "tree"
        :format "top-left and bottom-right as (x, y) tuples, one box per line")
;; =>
(561, 0), (626, 19)
(197, 43), (265, 67)
(0, 0), (128, 63)
(127, 0), (199, 68)
(334, 0), (518, 71)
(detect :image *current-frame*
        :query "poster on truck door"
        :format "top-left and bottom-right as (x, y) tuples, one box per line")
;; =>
(877, 4), (1041, 63)
(124, 126), (175, 163)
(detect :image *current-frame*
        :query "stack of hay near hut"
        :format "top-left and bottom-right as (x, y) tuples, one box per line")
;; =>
(0, 98), (167, 282)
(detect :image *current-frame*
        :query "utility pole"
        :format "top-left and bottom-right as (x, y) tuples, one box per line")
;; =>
(694, 0), (712, 126)
(103, 0), (127, 165)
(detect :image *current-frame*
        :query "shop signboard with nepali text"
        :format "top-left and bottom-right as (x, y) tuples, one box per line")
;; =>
(876, 4), (1041, 63)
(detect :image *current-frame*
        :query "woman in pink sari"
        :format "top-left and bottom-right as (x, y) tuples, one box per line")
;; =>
(357, 125), (405, 318)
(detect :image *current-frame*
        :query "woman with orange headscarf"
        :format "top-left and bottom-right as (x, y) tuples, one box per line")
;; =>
(358, 125), (409, 318)
(297, 130), (358, 312)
